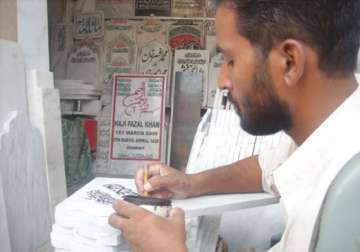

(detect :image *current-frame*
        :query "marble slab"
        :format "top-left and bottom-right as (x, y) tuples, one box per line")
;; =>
(109, 74), (167, 173)
(0, 39), (52, 252)
(0, 172), (11, 252)
(27, 70), (67, 218)
(67, 177), (278, 218)
(172, 49), (210, 107)
(170, 72), (202, 169)
(104, 19), (137, 70)
(66, 40), (104, 88)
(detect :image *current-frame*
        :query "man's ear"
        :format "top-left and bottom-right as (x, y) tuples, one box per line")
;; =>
(276, 39), (306, 87)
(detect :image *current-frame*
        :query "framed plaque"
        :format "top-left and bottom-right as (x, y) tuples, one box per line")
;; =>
(110, 74), (166, 161)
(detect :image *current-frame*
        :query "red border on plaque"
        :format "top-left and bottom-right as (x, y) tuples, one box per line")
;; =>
(110, 74), (165, 161)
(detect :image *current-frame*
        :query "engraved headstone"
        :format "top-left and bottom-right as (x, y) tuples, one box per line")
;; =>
(110, 74), (166, 163)
(66, 40), (103, 87)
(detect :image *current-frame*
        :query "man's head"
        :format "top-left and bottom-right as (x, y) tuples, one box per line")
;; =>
(215, 0), (360, 135)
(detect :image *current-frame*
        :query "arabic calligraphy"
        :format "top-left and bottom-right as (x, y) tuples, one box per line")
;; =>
(122, 82), (159, 116)
(74, 12), (104, 39)
(141, 47), (169, 64)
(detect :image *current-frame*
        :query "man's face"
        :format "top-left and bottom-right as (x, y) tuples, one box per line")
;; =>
(215, 5), (292, 135)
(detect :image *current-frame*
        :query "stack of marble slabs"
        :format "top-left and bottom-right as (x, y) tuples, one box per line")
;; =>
(51, 177), (137, 252)
(51, 177), (201, 252)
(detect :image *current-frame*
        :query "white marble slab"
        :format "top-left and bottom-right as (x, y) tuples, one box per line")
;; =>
(0, 172), (11, 252)
(0, 39), (52, 252)
(68, 177), (278, 218)
(27, 70), (67, 218)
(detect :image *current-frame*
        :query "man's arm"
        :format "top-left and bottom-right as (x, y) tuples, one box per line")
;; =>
(135, 155), (263, 199)
(189, 155), (263, 197)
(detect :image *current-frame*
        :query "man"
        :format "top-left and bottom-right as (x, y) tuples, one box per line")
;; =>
(109, 0), (360, 251)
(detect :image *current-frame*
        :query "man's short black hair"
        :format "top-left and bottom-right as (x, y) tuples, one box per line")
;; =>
(217, 0), (360, 76)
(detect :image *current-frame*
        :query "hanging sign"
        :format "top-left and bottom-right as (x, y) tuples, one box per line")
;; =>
(110, 74), (166, 161)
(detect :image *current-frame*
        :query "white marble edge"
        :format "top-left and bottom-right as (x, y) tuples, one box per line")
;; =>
(174, 193), (280, 218)
(70, 177), (279, 219)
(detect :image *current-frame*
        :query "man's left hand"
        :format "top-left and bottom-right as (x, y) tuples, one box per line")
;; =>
(109, 200), (187, 252)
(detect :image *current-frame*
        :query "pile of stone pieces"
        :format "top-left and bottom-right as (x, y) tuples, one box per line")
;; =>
(51, 177), (136, 252)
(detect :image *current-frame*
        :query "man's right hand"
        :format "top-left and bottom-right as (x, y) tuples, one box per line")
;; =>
(135, 163), (193, 199)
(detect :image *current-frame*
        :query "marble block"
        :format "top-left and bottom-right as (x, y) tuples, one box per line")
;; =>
(0, 113), (52, 252)
(0, 39), (52, 252)
(27, 70), (67, 219)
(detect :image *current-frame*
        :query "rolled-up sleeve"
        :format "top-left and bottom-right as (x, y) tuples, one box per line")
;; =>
(258, 137), (297, 196)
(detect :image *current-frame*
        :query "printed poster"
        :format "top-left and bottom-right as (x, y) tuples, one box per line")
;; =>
(110, 74), (166, 161)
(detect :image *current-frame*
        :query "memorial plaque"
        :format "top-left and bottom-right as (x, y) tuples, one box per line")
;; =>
(168, 21), (204, 50)
(110, 74), (166, 161)
(135, 0), (171, 16)
(105, 20), (137, 70)
(171, 0), (205, 17)
(66, 41), (103, 86)
(172, 49), (209, 107)
(73, 12), (104, 39)
(96, 0), (135, 18)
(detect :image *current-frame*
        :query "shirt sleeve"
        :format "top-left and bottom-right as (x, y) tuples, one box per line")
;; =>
(258, 136), (297, 196)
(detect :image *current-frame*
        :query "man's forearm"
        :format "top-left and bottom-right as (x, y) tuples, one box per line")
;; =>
(188, 155), (263, 197)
